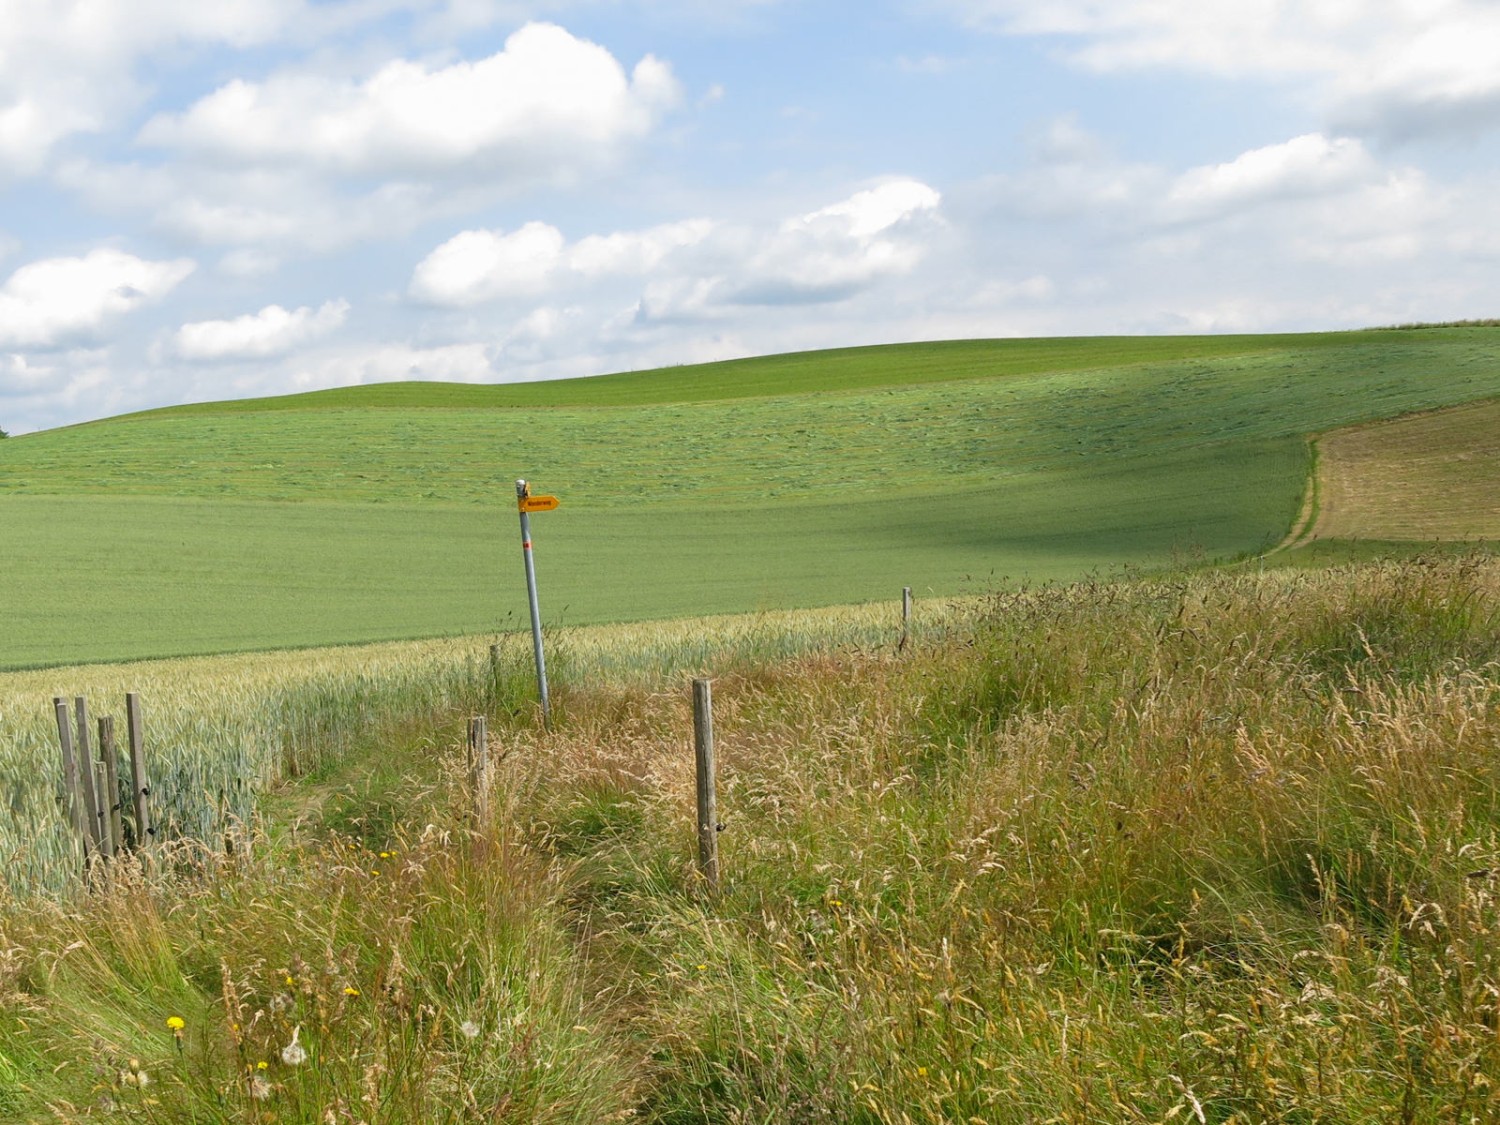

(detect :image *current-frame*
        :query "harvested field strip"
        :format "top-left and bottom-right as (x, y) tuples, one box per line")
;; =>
(1313, 396), (1500, 541)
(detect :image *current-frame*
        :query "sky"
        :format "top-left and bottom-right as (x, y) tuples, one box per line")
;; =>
(2, 1), (1500, 433)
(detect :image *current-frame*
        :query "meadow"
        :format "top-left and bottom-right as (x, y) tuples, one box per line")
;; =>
(3, 555), (1500, 1121)
(3, 328), (1500, 668)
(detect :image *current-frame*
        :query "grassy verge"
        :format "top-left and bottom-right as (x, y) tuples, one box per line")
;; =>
(4, 555), (1500, 1120)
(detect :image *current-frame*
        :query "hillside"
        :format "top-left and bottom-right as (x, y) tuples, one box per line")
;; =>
(2, 329), (1499, 668)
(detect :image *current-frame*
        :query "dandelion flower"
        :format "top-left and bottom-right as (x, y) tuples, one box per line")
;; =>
(343, 986), (360, 997)
(459, 1020), (481, 1040)
(281, 1026), (308, 1067)
(257, 1060), (269, 1070)
(165, 1016), (185, 1031)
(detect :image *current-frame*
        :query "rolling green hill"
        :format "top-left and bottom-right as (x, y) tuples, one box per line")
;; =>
(3, 329), (1499, 668)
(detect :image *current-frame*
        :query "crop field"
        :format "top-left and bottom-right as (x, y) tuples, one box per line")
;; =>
(0, 599), (955, 893)
(1312, 396), (1500, 542)
(2, 329), (1500, 669)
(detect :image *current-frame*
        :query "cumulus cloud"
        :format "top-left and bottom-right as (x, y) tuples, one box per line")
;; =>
(728, 179), (943, 303)
(140, 23), (681, 180)
(411, 179), (942, 320)
(0, 0), (297, 175)
(0, 249), (195, 348)
(173, 299), (349, 361)
(944, 0), (1500, 141)
(1167, 134), (1377, 214)
(410, 218), (713, 306)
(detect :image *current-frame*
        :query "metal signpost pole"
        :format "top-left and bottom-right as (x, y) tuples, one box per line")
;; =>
(516, 479), (552, 728)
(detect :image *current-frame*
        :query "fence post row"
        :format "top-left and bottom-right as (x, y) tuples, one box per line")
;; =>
(53, 694), (152, 863)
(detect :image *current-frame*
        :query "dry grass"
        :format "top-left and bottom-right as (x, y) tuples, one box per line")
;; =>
(4, 559), (1500, 1120)
(1313, 398), (1500, 541)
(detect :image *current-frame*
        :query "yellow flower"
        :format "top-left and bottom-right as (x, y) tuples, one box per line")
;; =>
(343, 986), (360, 997)
(917, 1067), (928, 1078)
(257, 1061), (269, 1070)
(165, 1016), (185, 1031)
(371, 869), (380, 876)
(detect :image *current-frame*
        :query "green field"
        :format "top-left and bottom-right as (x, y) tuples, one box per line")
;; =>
(3, 330), (1500, 668)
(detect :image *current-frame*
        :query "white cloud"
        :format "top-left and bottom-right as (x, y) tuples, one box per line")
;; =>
(944, 0), (1500, 140)
(410, 222), (567, 306)
(0, 0), (298, 175)
(139, 23), (681, 180)
(0, 249), (195, 348)
(174, 299), (349, 361)
(411, 179), (942, 319)
(1167, 134), (1376, 214)
(725, 179), (943, 305)
(410, 218), (713, 306)
(570, 220), (715, 277)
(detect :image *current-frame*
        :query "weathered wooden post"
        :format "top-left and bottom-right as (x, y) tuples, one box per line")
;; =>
(126, 693), (152, 850)
(899, 586), (913, 651)
(53, 697), (86, 851)
(98, 716), (124, 855)
(467, 715), (489, 823)
(74, 698), (104, 853)
(692, 678), (719, 891)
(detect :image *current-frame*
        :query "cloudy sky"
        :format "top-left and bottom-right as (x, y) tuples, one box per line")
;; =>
(3, 0), (1500, 433)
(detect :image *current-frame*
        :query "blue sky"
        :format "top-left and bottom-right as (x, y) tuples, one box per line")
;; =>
(3, 0), (1500, 432)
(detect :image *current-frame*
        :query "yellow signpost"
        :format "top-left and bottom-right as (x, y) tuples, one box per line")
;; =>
(515, 480), (556, 728)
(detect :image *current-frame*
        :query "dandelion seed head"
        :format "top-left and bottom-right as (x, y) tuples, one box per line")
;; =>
(282, 1025), (307, 1067)
(459, 1020), (480, 1040)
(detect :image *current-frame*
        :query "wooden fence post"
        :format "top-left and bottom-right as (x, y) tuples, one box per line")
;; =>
(126, 693), (152, 850)
(53, 697), (86, 852)
(899, 586), (913, 651)
(468, 715), (489, 823)
(98, 716), (124, 856)
(692, 679), (719, 891)
(74, 698), (104, 854)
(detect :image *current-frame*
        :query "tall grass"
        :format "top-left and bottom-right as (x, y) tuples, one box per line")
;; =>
(4, 558), (1500, 1120)
(0, 600), (951, 894)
